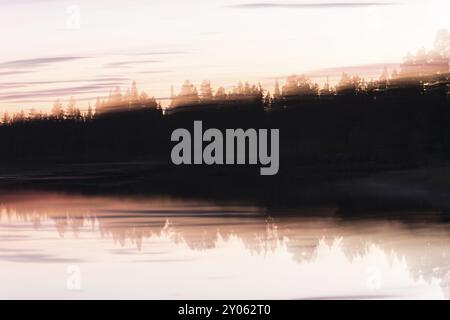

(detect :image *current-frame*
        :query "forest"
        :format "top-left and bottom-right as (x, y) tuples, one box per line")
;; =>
(0, 30), (449, 206)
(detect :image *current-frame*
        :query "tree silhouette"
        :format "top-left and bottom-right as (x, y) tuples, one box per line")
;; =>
(1, 112), (10, 125)
(65, 96), (79, 120)
(51, 99), (64, 120)
(215, 86), (227, 100)
(86, 103), (93, 120)
(200, 80), (213, 102)
(130, 80), (139, 106)
(170, 80), (199, 107)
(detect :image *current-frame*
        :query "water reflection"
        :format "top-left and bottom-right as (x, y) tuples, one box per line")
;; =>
(0, 191), (449, 299)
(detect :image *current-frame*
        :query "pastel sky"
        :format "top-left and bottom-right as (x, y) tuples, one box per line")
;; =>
(0, 0), (449, 113)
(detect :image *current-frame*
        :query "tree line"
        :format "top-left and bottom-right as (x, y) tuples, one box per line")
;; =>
(1, 29), (449, 125)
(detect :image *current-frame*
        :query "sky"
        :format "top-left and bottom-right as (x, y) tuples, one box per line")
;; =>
(0, 0), (449, 113)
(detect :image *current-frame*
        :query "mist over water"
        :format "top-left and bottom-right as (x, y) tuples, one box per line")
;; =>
(0, 191), (448, 299)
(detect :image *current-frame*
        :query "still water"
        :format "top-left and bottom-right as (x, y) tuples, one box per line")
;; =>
(0, 190), (449, 299)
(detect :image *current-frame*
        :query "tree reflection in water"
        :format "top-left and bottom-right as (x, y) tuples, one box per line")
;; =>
(0, 191), (449, 299)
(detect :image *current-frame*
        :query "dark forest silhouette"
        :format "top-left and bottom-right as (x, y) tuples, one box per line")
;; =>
(0, 30), (449, 207)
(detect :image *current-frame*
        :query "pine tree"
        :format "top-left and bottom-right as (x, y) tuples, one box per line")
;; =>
(264, 91), (272, 108)
(2, 112), (10, 125)
(215, 86), (226, 101)
(87, 103), (93, 120)
(200, 80), (213, 102)
(52, 99), (64, 120)
(29, 108), (37, 120)
(66, 96), (77, 119)
(130, 80), (139, 105)
(95, 97), (102, 116)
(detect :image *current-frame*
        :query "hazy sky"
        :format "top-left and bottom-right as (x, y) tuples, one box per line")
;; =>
(0, 0), (449, 113)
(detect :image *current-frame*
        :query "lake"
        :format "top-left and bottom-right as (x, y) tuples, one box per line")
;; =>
(0, 190), (449, 299)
